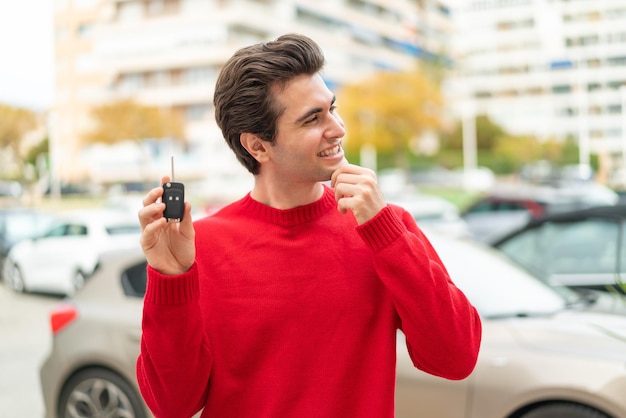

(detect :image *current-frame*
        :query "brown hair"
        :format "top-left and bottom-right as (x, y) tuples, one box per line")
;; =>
(213, 33), (326, 174)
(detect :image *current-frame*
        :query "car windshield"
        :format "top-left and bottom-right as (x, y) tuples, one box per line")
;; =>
(427, 233), (569, 319)
(4, 212), (55, 243)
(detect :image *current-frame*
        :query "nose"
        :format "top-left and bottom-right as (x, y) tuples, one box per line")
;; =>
(325, 112), (346, 139)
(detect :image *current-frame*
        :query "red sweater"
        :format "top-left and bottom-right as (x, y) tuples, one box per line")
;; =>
(137, 186), (481, 418)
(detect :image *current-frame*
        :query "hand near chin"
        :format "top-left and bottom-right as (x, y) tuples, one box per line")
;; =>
(330, 163), (386, 225)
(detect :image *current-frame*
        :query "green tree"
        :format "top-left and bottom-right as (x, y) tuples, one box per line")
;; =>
(0, 103), (38, 178)
(337, 69), (444, 171)
(440, 114), (507, 151)
(84, 99), (185, 145)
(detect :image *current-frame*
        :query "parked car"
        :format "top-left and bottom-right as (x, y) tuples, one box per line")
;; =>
(40, 230), (626, 418)
(461, 182), (619, 243)
(0, 207), (56, 281)
(396, 231), (626, 418)
(491, 204), (626, 294)
(3, 209), (141, 296)
(387, 193), (471, 238)
(40, 247), (159, 418)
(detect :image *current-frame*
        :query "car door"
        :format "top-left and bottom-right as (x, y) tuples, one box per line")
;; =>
(23, 222), (89, 289)
(395, 331), (470, 418)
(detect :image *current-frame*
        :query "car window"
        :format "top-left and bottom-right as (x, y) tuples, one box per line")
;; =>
(544, 219), (618, 275)
(106, 224), (141, 235)
(464, 200), (494, 214)
(429, 235), (566, 318)
(3, 213), (54, 243)
(44, 224), (69, 238)
(67, 224), (88, 236)
(498, 218), (620, 278)
(121, 261), (147, 298)
(496, 227), (547, 278)
(497, 202), (528, 212)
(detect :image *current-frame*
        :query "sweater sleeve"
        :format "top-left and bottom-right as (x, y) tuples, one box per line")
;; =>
(136, 262), (213, 417)
(357, 205), (482, 380)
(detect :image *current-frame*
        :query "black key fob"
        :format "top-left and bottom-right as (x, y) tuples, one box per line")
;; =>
(163, 181), (184, 222)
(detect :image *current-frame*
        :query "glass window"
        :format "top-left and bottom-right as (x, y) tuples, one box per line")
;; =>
(497, 226), (547, 279)
(67, 224), (88, 236)
(106, 225), (141, 235)
(544, 220), (618, 275)
(121, 261), (147, 298)
(500, 219), (620, 279)
(466, 200), (496, 214)
(185, 104), (212, 121)
(117, 2), (142, 22)
(45, 224), (69, 238)
(3, 213), (55, 243)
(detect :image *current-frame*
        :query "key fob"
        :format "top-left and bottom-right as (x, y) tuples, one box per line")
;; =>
(162, 181), (185, 222)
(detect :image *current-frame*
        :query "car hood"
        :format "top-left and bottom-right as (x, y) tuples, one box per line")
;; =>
(509, 310), (626, 362)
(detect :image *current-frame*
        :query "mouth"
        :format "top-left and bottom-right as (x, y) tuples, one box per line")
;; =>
(317, 144), (342, 158)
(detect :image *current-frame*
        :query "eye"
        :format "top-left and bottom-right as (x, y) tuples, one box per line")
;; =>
(304, 115), (319, 124)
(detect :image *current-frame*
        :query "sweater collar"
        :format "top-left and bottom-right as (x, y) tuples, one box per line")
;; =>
(239, 185), (337, 227)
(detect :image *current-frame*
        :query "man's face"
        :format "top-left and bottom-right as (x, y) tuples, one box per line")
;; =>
(266, 73), (346, 183)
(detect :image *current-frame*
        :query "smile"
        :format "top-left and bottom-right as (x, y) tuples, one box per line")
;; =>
(317, 144), (342, 157)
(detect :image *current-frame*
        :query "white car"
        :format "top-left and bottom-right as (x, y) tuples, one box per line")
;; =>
(4, 209), (141, 296)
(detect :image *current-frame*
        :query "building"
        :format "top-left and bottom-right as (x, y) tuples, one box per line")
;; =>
(447, 0), (626, 186)
(51, 0), (453, 198)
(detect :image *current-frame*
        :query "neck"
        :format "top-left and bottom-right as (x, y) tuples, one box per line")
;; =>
(250, 178), (326, 209)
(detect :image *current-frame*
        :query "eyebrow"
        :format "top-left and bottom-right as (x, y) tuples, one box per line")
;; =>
(295, 96), (336, 124)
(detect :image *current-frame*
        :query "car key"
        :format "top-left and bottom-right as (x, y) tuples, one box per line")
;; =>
(162, 156), (185, 222)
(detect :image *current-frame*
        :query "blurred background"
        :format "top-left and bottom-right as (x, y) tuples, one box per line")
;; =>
(2, 0), (625, 211)
(5, 2), (626, 417)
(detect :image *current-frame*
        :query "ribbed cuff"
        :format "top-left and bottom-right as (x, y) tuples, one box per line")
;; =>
(356, 206), (405, 253)
(145, 262), (199, 305)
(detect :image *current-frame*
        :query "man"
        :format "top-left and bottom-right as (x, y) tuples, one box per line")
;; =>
(137, 33), (481, 418)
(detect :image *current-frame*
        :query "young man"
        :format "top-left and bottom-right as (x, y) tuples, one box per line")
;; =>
(137, 33), (481, 418)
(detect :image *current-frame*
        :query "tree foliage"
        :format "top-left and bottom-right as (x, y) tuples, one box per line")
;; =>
(0, 103), (37, 157)
(337, 70), (444, 168)
(440, 114), (506, 150)
(84, 99), (185, 145)
(435, 114), (591, 175)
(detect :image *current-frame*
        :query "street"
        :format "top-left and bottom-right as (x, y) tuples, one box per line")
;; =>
(0, 281), (63, 418)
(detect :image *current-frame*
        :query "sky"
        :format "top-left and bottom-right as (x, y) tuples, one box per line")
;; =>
(0, 0), (55, 111)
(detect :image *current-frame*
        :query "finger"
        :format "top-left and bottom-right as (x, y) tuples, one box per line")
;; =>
(330, 164), (350, 188)
(179, 202), (195, 238)
(138, 201), (166, 229)
(140, 216), (167, 251)
(142, 186), (165, 207)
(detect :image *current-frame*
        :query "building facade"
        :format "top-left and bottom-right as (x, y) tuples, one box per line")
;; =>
(447, 0), (626, 185)
(51, 0), (453, 197)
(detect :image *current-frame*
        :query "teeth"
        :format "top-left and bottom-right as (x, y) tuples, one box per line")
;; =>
(318, 145), (340, 157)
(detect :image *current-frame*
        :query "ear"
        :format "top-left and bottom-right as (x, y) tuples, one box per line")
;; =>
(240, 133), (270, 163)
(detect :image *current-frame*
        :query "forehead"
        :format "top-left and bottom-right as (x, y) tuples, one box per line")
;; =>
(273, 74), (333, 113)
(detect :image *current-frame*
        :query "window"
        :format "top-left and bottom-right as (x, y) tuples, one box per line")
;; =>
(499, 219), (620, 281)
(185, 104), (212, 121)
(545, 220), (618, 275)
(145, 0), (180, 16)
(184, 66), (215, 85)
(117, 1), (142, 22)
(121, 261), (147, 298)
